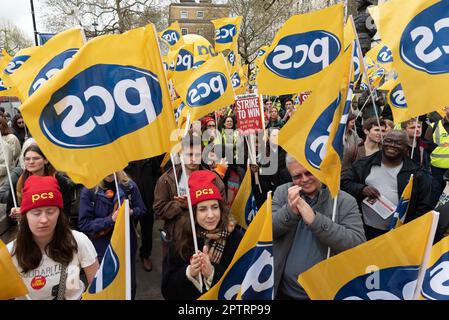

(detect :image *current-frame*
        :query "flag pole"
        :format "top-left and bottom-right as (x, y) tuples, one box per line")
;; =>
(327, 194), (338, 259)
(170, 153), (180, 196)
(179, 153), (203, 292)
(124, 199), (131, 300)
(412, 210), (439, 300)
(349, 15), (383, 142)
(411, 116), (419, 160)
(113, 172), (121, 209)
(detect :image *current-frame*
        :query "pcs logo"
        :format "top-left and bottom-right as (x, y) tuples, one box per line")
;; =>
(244, 194), (258, 226)
(228, 51), (235, 67)
(264, 31), (341, 79)
(30, 48), (78, 96)
(161, 30), (180, 46)
(4, 55), (30, 75)
(187, 72), (227, 107)
(377, 46), (393, 64)
(40, 64), (163, 149)
(231, 72), (241, 88)
(421, 251), (449, 300)
(390, 83), (407, 108)
(215, 24), (237, 44)
(334, 266), (420, 300)
(0, 79), (7, 91)
(305, 95), (341, 169)
(218, 242), (273, 300)
(400, 1), (449, 74)
(88, 245), (120, 294)
(175, 49), (193, 71)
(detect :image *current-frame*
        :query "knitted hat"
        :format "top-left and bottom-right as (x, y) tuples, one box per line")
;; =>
(188, 170), (222, 206)
(201, 116), (215, 128)
(21, 175), (63, 214)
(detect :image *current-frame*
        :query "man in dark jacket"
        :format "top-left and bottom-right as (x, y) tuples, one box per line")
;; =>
(341, 130), (433, 240)
(125, 154), (165, 272)
(153, 133), (226, 258)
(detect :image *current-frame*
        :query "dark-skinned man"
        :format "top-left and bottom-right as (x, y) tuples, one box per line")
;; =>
(341, 130), (433, 240)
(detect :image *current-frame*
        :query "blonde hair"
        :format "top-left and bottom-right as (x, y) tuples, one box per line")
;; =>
(95, 170), (131, 193)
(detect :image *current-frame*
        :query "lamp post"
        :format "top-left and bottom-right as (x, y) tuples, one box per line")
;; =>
(30, 0), (39, 45)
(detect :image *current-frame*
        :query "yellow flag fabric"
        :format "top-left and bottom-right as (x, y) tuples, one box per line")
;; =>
(174, 54), (235, 123)
(0, 50), (16, 96)
(278, 45), (348, 197)
(3, 28), (84, 101)
(379, 77), (413, 123)
(231, 166), (258, 229)
(389, 175), (414, 229)
(159, 21), (185, 51)
(1, 46), (39, 89)
(19, 25), (177, 188)
(365, 42), (394, 72)
(255, 45), (269, 69)
(379, 0), (449, 118)
(212, 16), (242, 53)
(0, 240), (28, 300)
(298, 211), (435, 300)
(199, 193), (273, 300)
(83, 200), (130, 300)
(420, 235), (449, 300)
(257, 4), (344, 95)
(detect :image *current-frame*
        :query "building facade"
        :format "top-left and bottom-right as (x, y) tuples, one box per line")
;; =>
(169, 0), (230, 44)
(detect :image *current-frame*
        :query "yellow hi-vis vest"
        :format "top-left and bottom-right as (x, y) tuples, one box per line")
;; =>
(431, 120), (449, 168)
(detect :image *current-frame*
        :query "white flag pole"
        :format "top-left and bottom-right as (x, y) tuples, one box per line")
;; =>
(113, 172), (121, 209)
(326, 194), (339, 259)
(124, 199), (131, 300)
(411, 116), (419, 160)
(179, 154), (203, 292)
(170, 153), (180, 196)
(412, 210), (440, 300)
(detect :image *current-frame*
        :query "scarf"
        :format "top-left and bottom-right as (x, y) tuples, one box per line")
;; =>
(198, 220), (235, 264)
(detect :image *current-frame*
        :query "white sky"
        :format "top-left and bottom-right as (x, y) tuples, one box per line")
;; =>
(0, 0), (45, 42)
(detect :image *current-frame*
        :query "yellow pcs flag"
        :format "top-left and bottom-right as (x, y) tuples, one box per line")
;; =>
(19, 25), (177, 188)
(379, 77), (412, 123)
(278, 44), (349, 197)
(365, 42), (394, 72)
(379, 0), (449, 118)
(3, 28), (84, 102)
(420, 235), (449, 300)
(0, 240), (28, 300)
(298, 211), (436, 300)
(257, 4), (344, 95)
(1, 46), (39, 89)
(83, 200), (131, 300)
(159, 21), (185, 51)
(231, 166), (258, 229)
(212, 16), (242, 53)
(199, 193), (273, 300)
(174, 54), (235, 123)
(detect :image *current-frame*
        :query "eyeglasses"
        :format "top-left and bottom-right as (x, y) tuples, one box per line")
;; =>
(207, 124), (216, 128)
(24, 156), (43, 162)
(291, 171), (313, 181)
(17, 121), (24, 125)
(383, 138), (406, 147)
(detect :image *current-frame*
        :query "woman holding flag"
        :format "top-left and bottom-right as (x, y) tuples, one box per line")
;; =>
(161, 170), (243, 300)
(7, 175), (99, 300)
(77, 171), (147, 299)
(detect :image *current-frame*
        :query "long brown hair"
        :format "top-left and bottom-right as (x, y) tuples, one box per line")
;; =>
(16, 145), (56, 203)
(0, 117), (11, 135)
(11, 209), (78, 272)
(174, 199), (229, 261)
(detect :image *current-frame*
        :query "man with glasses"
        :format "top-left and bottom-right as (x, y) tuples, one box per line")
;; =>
(272, 154), (365, 300)
(341, 130), (432, 240)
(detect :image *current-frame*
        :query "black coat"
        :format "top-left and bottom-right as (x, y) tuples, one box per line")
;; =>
(161, 228), (244, 300)
(341, 151), (433, 223)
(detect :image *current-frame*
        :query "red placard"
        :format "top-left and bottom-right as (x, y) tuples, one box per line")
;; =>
(235, 94), (263, 135)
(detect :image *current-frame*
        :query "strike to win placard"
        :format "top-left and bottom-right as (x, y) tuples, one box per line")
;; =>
(235, 94), (263, 135)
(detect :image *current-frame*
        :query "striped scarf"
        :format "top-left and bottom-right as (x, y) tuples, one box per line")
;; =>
(198, 221), (235, 264)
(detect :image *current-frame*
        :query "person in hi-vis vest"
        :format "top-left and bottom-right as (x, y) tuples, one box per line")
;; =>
(425, 106), (449, 207)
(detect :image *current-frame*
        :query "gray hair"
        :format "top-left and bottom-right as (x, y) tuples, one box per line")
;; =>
(285, 153), (298, 168)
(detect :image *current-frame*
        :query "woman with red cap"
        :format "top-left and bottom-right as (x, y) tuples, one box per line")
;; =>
(161, 170), (243, 300)
(7, 175), (99, 300)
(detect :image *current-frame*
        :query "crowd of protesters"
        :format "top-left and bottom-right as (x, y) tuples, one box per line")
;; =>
(2, 85), (449, 300)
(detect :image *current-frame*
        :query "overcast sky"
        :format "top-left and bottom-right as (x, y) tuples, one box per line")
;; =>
(0, 0), (45, 41)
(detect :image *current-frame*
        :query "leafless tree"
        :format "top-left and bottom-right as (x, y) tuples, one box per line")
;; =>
(0, 20), (33, 54)
(40, 0), (168, 38)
